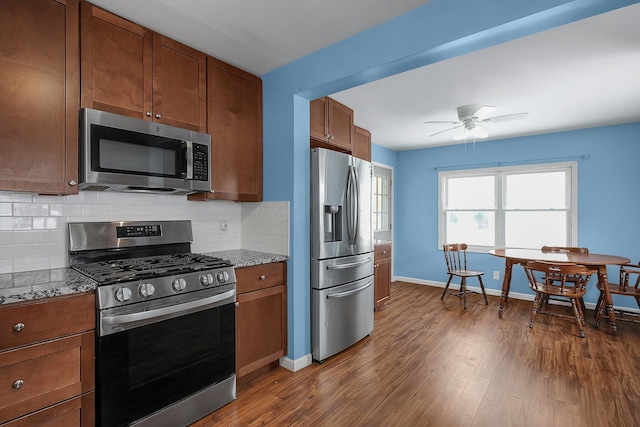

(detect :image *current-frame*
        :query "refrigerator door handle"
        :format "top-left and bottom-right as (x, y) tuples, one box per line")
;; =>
(325, 257), (372, 270)
(326, 281), (373, 299)
(346, 165), (359, 245)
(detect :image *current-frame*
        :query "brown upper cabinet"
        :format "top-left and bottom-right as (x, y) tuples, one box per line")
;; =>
(80, 2), (206, 132)
(354, 126), (372, 161)
(189, 57), (263, 202)
(0, 0), (79, 195)
(310, 97), (354, 152)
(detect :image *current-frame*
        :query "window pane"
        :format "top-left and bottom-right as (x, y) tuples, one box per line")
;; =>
(505, 172), (566, 209)
(446, 211), (495, 246)
(505, 211), (567, 248)
(373, 176), (389, 232)
(447, 176), (495, 209)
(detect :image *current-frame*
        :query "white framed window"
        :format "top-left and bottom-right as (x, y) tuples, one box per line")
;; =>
(438, 162), (577, 251)
(373, 163), (393, 241)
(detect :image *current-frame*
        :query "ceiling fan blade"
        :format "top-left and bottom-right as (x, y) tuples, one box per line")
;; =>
(457, 104), (495, 120)
(429, 124), (463, 137)
(481, 112), (529, 123)
(424, 120), (460, 124)
(474, 105), (496, 120)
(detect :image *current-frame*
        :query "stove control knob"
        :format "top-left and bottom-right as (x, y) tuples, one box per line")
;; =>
(115, 287), (132, 302)
(200, 273), (214, 287)
(216, 271), (229, 283)
(172, 278), (187, 291)
(139, 283), (155, 298)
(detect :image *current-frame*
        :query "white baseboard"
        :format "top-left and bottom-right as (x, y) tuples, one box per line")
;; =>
(280, 353), (312, 372)
(393, 276), (640, 313)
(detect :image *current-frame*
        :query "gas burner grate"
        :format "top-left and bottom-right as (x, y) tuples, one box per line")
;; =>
(72, 253), (232, 285)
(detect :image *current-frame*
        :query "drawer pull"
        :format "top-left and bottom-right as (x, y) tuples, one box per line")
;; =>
(12, 379), (24, 389)
(260, 275), (266, 280)
(13, 323), (25, 332)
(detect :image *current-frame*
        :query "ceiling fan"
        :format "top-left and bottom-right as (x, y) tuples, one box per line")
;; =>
(424, 104), (529, 140)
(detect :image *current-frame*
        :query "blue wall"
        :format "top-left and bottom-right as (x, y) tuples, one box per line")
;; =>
(261, 0), (640, 361)
(372, 144), (398, 170)
(394, 123), (640, 306)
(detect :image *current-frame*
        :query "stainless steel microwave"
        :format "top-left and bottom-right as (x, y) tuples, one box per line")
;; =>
(79, 108), (211, 195)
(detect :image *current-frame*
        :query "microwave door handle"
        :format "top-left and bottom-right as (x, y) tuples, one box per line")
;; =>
(184, 141), (193, 180)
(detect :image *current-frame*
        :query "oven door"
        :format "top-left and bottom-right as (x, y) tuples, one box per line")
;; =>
(96, 285), (236, 427)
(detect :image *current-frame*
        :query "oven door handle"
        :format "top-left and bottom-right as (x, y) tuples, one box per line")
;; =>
(102, 289), (236, 327)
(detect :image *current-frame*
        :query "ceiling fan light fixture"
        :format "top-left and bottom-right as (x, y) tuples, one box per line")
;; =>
(453, 125), (489, 140)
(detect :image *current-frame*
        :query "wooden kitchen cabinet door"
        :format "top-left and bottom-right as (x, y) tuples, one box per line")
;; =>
(0, 0), (79, 195)
(236, 285), (287, 378)
(310, 97), (354, 152)
(374, 244), (392, 309)
(354, 126), (372, 161)
(189, 57), (263, 202)
(81, 4), (206, 132)
(80, 2), (153, 121)
(235, 262), (287, 381)
(152, 34), (206, 132)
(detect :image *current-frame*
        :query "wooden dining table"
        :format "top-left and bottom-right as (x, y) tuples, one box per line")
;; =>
(489, 248), (630, 334)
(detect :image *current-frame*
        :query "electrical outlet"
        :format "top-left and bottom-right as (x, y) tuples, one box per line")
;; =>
(220, 220), (228, 232)
(493, 271), (500, 280)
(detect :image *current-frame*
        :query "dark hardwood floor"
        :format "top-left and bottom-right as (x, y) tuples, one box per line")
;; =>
(193, 281), (640, 426)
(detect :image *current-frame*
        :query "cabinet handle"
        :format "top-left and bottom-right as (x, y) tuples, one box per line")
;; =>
(260, 275), (266, 280)
(13, 323), (25, 332)
(12, 379), (24, 389)
(235, 302), (239, 307)
(146, 112), (152, 117)
(68, 180), (77, 186)
(326, 134), (334, 140)
(155, 113), (162, 119)
(382, 250), (387, 254)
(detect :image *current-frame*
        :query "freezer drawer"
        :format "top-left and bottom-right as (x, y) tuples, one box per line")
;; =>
(312, 276), (374, 362)
(311, 252), (373, 290)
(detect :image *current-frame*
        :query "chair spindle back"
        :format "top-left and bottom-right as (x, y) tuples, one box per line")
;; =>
(443, 243), (468, 273)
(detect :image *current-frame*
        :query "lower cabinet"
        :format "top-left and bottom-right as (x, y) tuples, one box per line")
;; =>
(235, 262), (287, 381)
(374, 244), (392, 309)
(0, 293), (95, 426)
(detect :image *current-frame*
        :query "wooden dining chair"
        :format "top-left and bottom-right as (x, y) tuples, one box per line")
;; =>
(442, 243), (488, 309)
(541, 246), (589, 254)
(523, 261), (593, 338)
(595, 261), (640, 325)
(540, 246), (590, 309)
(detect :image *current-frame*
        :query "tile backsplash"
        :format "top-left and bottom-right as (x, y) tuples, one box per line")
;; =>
(0, 191), (289, 274)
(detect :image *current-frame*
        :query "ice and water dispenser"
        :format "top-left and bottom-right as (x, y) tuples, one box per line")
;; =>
(324, 204), (343, 242)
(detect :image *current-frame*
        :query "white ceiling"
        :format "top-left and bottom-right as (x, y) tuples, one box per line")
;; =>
(88, 1), (640, 151)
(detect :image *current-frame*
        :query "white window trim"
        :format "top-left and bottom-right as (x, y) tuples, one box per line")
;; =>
(438, 161), (578, 252)
(373, 161), (394, 243)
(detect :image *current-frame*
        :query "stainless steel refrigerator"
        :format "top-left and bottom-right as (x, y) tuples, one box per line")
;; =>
(311, 147), (374, 362)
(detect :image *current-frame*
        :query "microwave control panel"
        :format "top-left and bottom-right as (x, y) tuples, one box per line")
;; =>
(192, 143), (209, 181)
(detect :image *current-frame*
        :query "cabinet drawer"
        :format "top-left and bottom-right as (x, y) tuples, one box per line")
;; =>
(374, 244), (392, 261)
(1, 394), (81, 427)
(0, 294), (95, 351)
(0, 332), (94, 424)
(236, 262), (286, 294)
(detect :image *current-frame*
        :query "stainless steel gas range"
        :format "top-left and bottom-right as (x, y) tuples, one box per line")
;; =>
(68, 220), (236, 427)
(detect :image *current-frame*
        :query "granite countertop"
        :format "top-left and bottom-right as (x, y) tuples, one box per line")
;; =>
(0, 268), (97, 306)
(0, 250), (288, 306)
(206, 249), (288, 268)
(374, 239), (392, 246)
